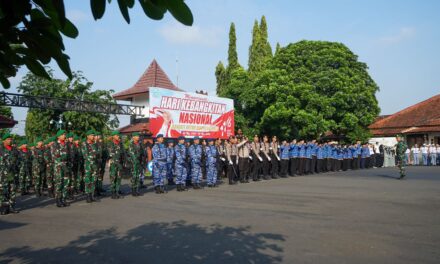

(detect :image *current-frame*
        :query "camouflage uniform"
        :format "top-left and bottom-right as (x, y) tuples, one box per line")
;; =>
(108, 139), (125, 195)
(32, 146), (45, 195)
(95, 140), (104, 192)
(18, 147), (32, 193)
(396, 140), (407, 179)
(0, 143), (18, 211)
(44, 143), (55, 196)
(128, 140), (143, 193)
(69, 142), (81, 193)
(82, 140), (98, 195)
(52, 140), (70, 200)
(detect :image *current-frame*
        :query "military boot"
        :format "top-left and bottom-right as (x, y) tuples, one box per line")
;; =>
(62, 198), (70, 207)
(0, 204), (8, 215)
(56, 198), (63, 208)
(86, 193), (92, 203)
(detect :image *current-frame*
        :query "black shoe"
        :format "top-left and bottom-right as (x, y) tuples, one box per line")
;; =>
(9, 205), (19, 214)
(0, 205), (8, 215)
(136, 191), (144, 196)
(154, 186), (161, 194)
(86, 194), (92, 203)
(56, 198), (63, 207)
(132, 190), (138, 197)
(159, 186), (165, 193)
(62, 199), (70, 207)
(91, 194), (99, 202)
(182, 185), (188, 191)
(176, 184), (181, 192)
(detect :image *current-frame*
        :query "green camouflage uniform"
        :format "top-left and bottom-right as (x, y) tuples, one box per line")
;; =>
(82, 140), (98, 194)
(70, 142), (81, 192)
(128, 140), (142, 192)
(77, 143), (85, 192)
(95, 141), (103, 191)
(18, 148), (32, 192)
(44, 144), (55, 195)
(396, 140), (407, 179)
(0, 144), (18, 207)
(32, 146), (45, 194)
(108, 140), (125, 194)
(52, 141), (70, 199)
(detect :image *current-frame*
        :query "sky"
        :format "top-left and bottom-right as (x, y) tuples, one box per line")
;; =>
(5, 0), (440, 135)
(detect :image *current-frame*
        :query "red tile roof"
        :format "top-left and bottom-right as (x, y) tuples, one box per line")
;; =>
(118, 122), (151, 134)
(0, 115), (17, 128)
(369, 94), (440, 136)
(113, 59), (182, 100)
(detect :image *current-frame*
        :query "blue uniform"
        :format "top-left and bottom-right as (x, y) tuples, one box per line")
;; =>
(305, 144), (312, 159)
(152, 143), (167, 187)
(166, 146), (174, 181)
(299, 144), (306, 158)
(205, 145), (218, 185)
(174, 143), (187, 185)
(317, 146), (323, 159)
(280, 145), (290, 160)
(189, 144), (203, 184)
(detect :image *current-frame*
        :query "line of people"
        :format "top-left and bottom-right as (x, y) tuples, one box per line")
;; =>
(404, 144), (440, 166)
(0, 130), (383, 215)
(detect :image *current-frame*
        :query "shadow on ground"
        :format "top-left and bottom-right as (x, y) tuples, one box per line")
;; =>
(0, 221), (285, 264)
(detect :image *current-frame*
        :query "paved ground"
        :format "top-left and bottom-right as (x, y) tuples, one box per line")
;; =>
(0, 166), (439, 263)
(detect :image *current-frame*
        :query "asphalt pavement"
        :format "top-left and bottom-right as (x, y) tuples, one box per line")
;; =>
(0, 166), (439, 263)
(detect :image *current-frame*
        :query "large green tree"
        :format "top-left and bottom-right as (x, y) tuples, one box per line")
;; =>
(248, 16), (272, 79)
(242, 40), (380, 141)
(0, 0), (193, 88)
(18, 69), (119, 141)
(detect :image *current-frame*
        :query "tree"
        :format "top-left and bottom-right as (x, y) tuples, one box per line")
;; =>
(242, 40), (380, 142)
(0, 0), (193, 88)
(0, 104), (13, 119)
(227, 23), (239, 70)
(18, 69), (119, 142)
(248, 16), (272, 79)
(215, 61), (226, 95)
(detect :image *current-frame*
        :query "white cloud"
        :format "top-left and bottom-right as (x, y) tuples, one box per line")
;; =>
(158, 22), (223, 47)
(66, 9), (89, 24)
(378, 27), (416, 46)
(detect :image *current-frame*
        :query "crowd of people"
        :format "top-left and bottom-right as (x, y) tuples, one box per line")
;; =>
(404, 144), (440, 166)
(0, 129), (390, 215)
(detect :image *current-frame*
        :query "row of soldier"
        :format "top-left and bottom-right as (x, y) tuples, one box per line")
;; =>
(0, 130), (381, 215)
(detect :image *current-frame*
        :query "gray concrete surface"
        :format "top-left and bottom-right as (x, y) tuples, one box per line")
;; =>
(0, 166), (439, 263)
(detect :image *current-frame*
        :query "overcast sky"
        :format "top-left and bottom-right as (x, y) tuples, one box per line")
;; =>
(5, 0), (440, 134)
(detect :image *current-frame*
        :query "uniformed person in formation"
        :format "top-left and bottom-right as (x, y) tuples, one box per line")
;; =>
(261, 136), (271, 180)
(128, 132), (143, 196)
(82, 130), (99, 203)
(205, 138), (219, 187)
(225, 136), (238, 184)
(107, 131), (125, 199)
(250, 135), (263, 181)
(52, 130), (70, 208)
(270, 136), (281, 179)
(32, 138), (45, 197)
(44, 137), (55, 198)
(395, 135), (407, 179)
(237, 136), (250, 183)
(0, 133), (19, 214)
(174, 136), (188, 191)
(18, 140), (32, 195)
(189, 136), (203, 189)
(152, 134), (167, 193)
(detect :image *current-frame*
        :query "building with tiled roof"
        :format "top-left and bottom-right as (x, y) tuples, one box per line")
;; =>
(113, 59), (181, 135)
(369, 94), (440, 146)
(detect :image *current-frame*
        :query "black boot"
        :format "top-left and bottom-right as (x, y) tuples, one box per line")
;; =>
(136, 190), (144, 196)
(159, 186), (165, 193)
(177, 184), (182, 192)
(48, 189), (54, 198)
(86, 193), (92, 203)
(168, 179), (175, 186)
(132, 189), (138, 197)
(36, 189), (42, 197)
(62, 198), (70, 207)
(0, 204), (8, 215)
(111, 192), (116, 199)
(154, 186), (160, 194)
(56, 198), (63, 207)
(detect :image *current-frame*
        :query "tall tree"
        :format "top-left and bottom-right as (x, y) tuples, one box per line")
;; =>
(248, 20), (261, 78)
(227, 23), (239, 70)
(18, 69), (119, 142)
(259, 16), (272, 61)
(0, 0), (193, 88)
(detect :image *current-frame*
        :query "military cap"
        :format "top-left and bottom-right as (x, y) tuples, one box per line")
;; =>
(207, 138), (214, 142)
(74, 135), (80, 140)
(2, 133), (12, 140)
(178, 136), (185, 140)
(67, 132), (74, 138)
(167, 139), (174, 144)
(35, 137), (43, 143)
(86, 130), (95, 136)
(132, 132), (140, 137)
(193, 136), (200, 140)
(111, 130), (120, 136)
(156, 133), (163, 138)
(19, 140), (28, 147)
(56, 130), (66, 137)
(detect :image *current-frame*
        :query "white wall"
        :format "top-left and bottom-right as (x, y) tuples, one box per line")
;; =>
(369, 137), (397, 147)
(132, 93), (150, 117)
